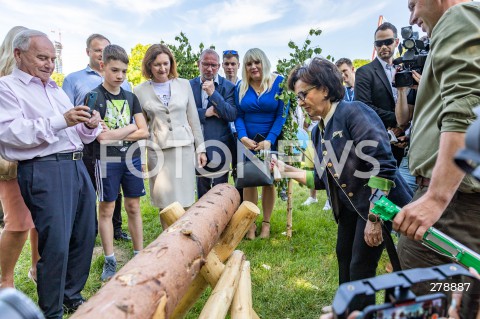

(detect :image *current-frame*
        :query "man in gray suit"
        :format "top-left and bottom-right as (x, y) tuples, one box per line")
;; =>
(190, 49), (237, 198)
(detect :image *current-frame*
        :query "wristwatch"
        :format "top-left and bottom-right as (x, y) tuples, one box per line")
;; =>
(368, 213), (380, 223)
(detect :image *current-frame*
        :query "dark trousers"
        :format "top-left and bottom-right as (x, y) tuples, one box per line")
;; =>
(336, 205), (384, 311)
(197, 172), (229, 199)
(83, 157), (123, 232)
(398, 187), (480, 319)
(18, 160), (96, 319)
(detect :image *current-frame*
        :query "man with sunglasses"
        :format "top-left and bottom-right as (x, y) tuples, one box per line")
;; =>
(355, 22), (404, 165)
(190, 49), (237, 198)
(222, 50), (241, 85)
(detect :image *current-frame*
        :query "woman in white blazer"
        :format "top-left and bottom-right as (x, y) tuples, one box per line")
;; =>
(135, 44), (206, 217)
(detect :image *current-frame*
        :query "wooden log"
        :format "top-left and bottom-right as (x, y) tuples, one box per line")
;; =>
(71, 184), (240, 319)
(171, 201), (260, 319)
(286, 178), (294, 238)
(198, 251), (245, 319)
(231, 261), (253, 319)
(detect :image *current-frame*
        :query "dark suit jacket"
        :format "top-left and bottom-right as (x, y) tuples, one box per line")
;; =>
(310, 100), (412, 221)
(354, 58), (397, 128)
(189, 75), (237, 170)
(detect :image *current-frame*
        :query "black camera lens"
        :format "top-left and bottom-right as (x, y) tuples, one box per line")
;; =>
(404, 39), (416, 50)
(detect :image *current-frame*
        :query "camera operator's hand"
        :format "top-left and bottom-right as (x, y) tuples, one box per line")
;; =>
(411, 70), (422, 89)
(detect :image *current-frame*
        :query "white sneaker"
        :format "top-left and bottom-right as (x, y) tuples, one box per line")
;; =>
(323, 200), (331, 211)
(302, 197), (318, 206)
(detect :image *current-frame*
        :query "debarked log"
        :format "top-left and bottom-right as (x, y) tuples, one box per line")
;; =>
(71, 184), (240, 319)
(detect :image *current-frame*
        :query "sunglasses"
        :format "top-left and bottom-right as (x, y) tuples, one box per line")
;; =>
(374, 38), (396, 47)
(296, 86), (317, 102)
(223, 50), (238, 55)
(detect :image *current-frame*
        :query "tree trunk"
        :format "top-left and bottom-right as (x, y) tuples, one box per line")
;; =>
(71, 184), (240, 319)
(287, 178), (294, 238)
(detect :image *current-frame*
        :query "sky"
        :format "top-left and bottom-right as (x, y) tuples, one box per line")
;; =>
(0, 0), (424, 75)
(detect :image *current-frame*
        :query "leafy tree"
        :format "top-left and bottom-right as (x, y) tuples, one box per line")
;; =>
(275, 29), (328, 163)
(273, 29), (329, 192)
(353, 59), (370, 69)
(126, 32), (214, 87)
(127, 43), (151, 87)
(51, 72), (64, 87)
(162, 32), (213, 79)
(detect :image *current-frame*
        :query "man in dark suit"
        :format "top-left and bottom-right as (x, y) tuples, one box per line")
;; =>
(190, 49), (237, 198)
(355, 22), (404, 164)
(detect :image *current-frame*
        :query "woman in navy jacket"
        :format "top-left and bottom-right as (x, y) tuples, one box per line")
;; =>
(273, 58), (412, 311)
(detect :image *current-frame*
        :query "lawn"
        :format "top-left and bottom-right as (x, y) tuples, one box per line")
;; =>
(9, 181), (390, 318)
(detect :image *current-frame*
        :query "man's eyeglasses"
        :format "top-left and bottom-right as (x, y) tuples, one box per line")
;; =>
(374, 38), (396, 47)
(296, 86), (317, 102)
(201, 62), (219, 69)
(223, 50), (238, 55)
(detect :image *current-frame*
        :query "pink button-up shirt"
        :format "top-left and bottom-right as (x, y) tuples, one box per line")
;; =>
(0, 68), (101, 161)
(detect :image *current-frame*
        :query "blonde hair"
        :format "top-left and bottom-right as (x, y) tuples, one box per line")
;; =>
(0, 26), (28, 77)
(238, 48), (275, 103)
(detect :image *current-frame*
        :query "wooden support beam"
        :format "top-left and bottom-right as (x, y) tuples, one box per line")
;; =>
(170, 201), (260, 319)
(198, 251), (245, 319)
(231, 261), (253, 319)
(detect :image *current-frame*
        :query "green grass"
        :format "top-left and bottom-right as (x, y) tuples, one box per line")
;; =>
(9, 181), (391, 318)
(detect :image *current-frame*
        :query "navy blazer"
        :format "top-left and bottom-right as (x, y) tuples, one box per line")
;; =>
(311, 100), (412, 220)
(189, 75), (237, 168)
(355, 58), (397, 128)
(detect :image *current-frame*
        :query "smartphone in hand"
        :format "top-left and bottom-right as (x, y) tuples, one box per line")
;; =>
(253, 133), (266, 143)
(84, 91), (98, 114)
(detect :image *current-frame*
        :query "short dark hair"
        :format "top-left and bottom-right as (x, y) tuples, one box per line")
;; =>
(86, 34), (110, 48)
(222, 50), (240, 61)
(375, 22), (397, 39)
(287, 57), (345, 102)
(141, 44), (178, 80)
(335, 58), (353, 68)
(102, 44), (129, 65)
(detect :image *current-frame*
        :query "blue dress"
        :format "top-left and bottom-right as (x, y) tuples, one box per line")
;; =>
(234, 75), (288, 150)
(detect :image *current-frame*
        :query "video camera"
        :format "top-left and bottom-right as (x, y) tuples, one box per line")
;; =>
(393, 26), (429, 88)
(332, 264), (478, 319)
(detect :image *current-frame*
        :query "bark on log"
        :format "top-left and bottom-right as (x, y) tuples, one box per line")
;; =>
(198, 251), (245, 319)
(231, 261), (253, 319)
(170, 201), (260, 319)
(71, 184), (240, 319)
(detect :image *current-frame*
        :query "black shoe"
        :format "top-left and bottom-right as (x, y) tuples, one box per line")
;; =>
(63, 298), (85, 314)
(279, 190), (288, 201)
(114, 230), (131, 241)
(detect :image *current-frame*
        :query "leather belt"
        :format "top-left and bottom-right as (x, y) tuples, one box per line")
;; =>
(416, 175), (431, 188)
(19, 151), (83, 164)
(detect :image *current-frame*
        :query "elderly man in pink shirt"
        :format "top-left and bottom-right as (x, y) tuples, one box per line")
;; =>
(0, 29), (101, 319)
